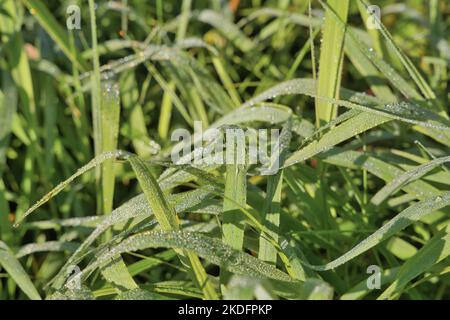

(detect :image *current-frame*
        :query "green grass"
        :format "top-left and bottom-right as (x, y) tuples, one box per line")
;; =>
(0, 0), (449, 300)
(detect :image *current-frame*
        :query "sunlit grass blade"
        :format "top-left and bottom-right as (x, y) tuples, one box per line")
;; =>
(315, 0), (349, 126)
(78, 230), (293, 283)
(126, 155), (218, 300)
(100, 80), (121, 217)
(304, 192), (450, 271)
(285, 112), (390, 167)
(15, 241), (79, 258)
(370, 156), (450, 207)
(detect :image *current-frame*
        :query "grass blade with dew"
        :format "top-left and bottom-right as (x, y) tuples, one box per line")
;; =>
(320, 0), (450, 146)
(15, 241), (80, 259)
(259, 119), (292, 266)
(49, 188), (215, 290)
(126, 155), (219, 300)
(358, 0), (438, 103)
(17, 150), (218, 297)
(285, 112), (389, 168)
(370, 156), (450, 207)
(241, 78), (450, 132)
(221, 138), (247, 249)
(77, 230), (293, 283)
(378, 223), (450, 299)
(302, 192), (450, 271)
(219, 127), (252, 292)
(88, 0), (103, 216)
(315, 0), (349, 126)
(100, 80), (121, 230)
(321, 148), (443, 202)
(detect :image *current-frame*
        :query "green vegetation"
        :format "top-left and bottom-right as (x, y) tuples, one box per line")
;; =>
(0, 0), (449, 300)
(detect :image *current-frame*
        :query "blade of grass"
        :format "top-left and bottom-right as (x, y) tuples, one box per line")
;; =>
(0, 73), (17, 244)
(100, 80), (121, 219)
(315, 0), (349, 126)
(0, 241), (41, 300)
(157, 0), (192, 140)
(22, 0), (88, 71)
(379, 222), (450, 299)
(79, 230), (293, 283)
(259, 120), (292, 266)
(88, 0), (103, 217)
(303, 192), (450, 271)
(127, 155), (219, 299)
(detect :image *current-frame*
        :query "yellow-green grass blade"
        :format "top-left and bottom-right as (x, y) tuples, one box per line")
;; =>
(356, 0), (384, 57)
(100, 80), (121, 216)
(258, 172), (283, 265)
(127, 155), (218, 300)
(220, 140), (247, 292)
(285, 112), (390, 168)
(315, 0), (349, 126)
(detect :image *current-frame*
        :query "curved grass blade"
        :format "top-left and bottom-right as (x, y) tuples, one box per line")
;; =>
(15, 241), (79, 258)
(340, 267), (399, 300)
(242, 78), (450, 132)
(15, 150), (128, 226)
(284, 112), (390, 167)
(378, 223), (450, 300)
(303, 192), (450, 271)
(370, 156), (450, 207)
(78, 231), (293, 283)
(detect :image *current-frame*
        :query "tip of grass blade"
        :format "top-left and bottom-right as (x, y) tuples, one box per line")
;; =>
(14, 150), (130, 227)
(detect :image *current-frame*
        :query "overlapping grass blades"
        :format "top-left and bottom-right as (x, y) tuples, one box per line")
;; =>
(0, 241), (41, 300)
(2, 0), (449, 300)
